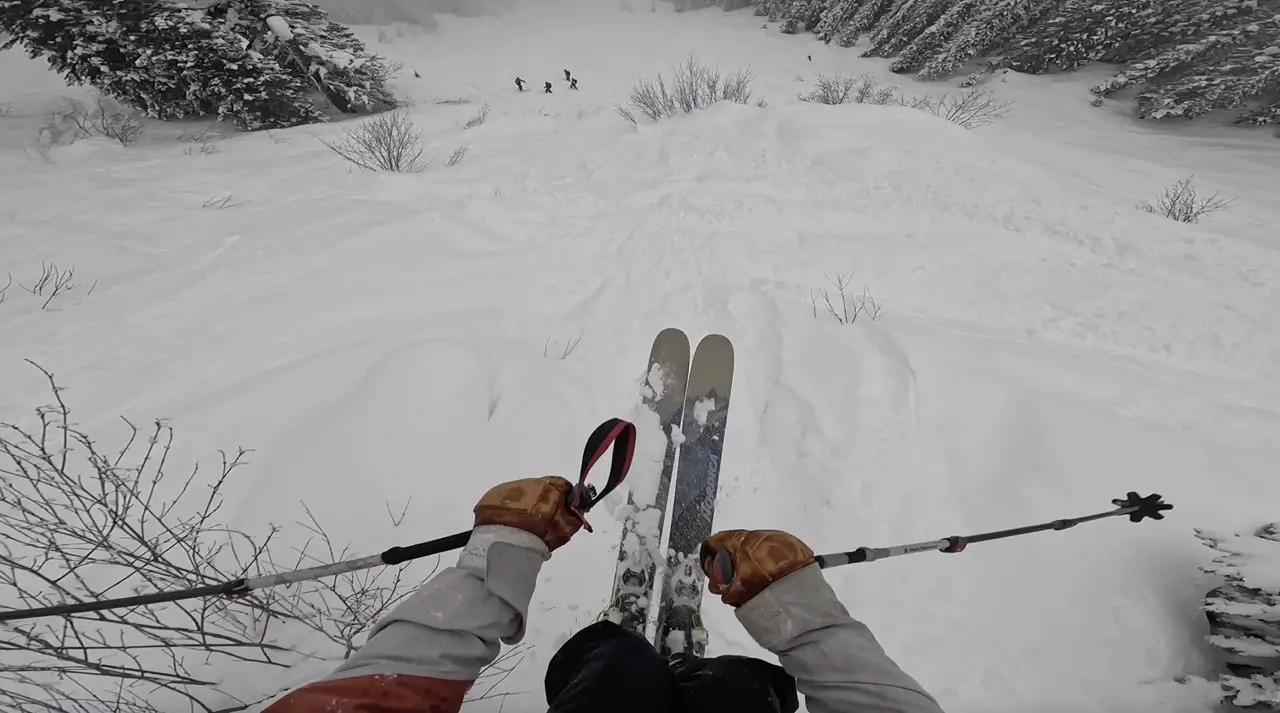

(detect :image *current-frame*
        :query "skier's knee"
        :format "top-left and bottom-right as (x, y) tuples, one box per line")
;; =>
(675, 655), (799, 713)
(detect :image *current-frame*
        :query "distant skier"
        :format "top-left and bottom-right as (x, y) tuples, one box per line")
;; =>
(564, 68), (572, 81)
(515, 76), (526, 91)
(808, 55), (812, 61)
(570, 77), (579, 90)
(544, 81), (553, 94)
(259, 475), (946, 713)
(414, 70), (422, 78)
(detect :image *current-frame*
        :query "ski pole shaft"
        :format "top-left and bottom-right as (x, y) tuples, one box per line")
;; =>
(710, 492), (1170, 581)
(0, 419), (637, 624)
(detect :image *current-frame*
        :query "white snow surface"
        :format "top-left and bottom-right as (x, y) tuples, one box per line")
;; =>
(265, 15), (294, 41)
(3, 4), (1280, 712)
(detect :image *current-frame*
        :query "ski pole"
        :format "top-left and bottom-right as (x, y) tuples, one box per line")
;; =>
(0, 418), (637, 624)
(710, 492), (1172, 581)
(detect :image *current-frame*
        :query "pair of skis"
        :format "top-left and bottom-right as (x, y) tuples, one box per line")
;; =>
(605, 328), (734, 659)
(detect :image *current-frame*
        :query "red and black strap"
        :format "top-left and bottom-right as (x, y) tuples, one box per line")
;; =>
(568, 417), (637, 531)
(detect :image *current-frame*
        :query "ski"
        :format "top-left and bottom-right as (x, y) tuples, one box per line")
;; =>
(604, 328), (691, 636)
(654, 333), (734, 658)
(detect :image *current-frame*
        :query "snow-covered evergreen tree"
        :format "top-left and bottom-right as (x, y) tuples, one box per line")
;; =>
(1003, 0), (1158, 74)
(754, 0), (790, 21)
(1096, 0), (1217, 64)
(833, 0), (897, 46)
(915, 0), (1059, 79)
(888, 0), (983, 73)
(1092, 2), (1276, 99)
(863, 0), (956, 58)
(1136, 12), (1280, 125)
(205, 0), (396, 114)
(814, 0), (865, 43)
(779, 0), (824, 33)
(1194, 524), (1280, 709)
(0, 0), (324, 129)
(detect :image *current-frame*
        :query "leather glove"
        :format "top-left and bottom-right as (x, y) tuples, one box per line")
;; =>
(473, 476), (584, 551)
(700, 529), (815, 607)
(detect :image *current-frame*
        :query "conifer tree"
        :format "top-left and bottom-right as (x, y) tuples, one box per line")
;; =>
(1003, 0), (1155, 74)
(814, 0), (866, 44)
(0, 0), (324, 129)
(888, 0), (984, 74)
(1137, 13), (1280, 124)
(205, 0), (397, 115)
(833, 0), (897, 47)
(863, 0), (955, 58)
(915, 0), (1060, 79)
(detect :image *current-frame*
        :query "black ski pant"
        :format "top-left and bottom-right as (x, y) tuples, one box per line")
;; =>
(545, 620), (799, 713)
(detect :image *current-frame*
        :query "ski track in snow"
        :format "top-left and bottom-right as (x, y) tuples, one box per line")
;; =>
(2, 4), (1279, 712)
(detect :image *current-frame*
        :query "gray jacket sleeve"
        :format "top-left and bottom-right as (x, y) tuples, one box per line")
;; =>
(323, 524), (548, 682)
(736, 563), (944, 713)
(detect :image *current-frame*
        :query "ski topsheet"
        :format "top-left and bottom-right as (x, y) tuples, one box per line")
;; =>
(655, 334), (734, 658)
(606, 329), (734, 659)
(607, 328), (690, 636)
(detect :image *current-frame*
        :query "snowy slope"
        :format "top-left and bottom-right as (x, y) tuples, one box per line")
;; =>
(3, 5), (1280, 713)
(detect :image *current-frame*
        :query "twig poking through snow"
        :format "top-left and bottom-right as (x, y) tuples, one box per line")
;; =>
(203, 194), (246, 210)
(19, 262), (85, 309)
(544, 333), (584, 360)
(460, 103), (490, 130)
(811, 273), (882, 324)
(446, 144), (469, 167)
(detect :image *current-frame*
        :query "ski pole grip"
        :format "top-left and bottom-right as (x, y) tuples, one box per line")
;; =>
(711, 549), (735, 587)
(382, 531), (471, 565)
(816, 547), (885, 568)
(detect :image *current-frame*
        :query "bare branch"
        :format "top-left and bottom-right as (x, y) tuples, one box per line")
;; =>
(0, 364), (477, 713)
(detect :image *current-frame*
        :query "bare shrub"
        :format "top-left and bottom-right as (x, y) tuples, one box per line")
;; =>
(0, 273), (11, 304)
(71, 97), (145, 146)
(433, 97), (471, 106)
(1137, 175), (1235, 224)
(367, 58), (405, 85)
(800, 73), (896, 105)
(319, 110), (429, 172)
(811, 274), (883, 324)
(460, 104), (490, 130)
(912, 88), (1012, 129)
(19, 262), (92, 310)
(446, 144), (469, 167)
(799, 76), (1010, 128)
(0, 362), (517, 713)
(618, 55), (758, 124)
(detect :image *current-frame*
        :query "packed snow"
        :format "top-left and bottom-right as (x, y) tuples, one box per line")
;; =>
(2, 2), (1279, 713)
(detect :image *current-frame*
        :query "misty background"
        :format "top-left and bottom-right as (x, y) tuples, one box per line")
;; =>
(306, 0), (632, 27)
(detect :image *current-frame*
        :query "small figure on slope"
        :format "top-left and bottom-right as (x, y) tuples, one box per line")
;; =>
(544, 81), (553, 94)
(570, 77), (579, 90)
(515, 76), (526, 91)
(564, 68), (572, 81)
(259, 475), (945, 713)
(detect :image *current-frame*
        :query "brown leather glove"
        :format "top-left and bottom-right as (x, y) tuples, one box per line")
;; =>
(473, 476), (584, 551)
(700, 529), (815, 607)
